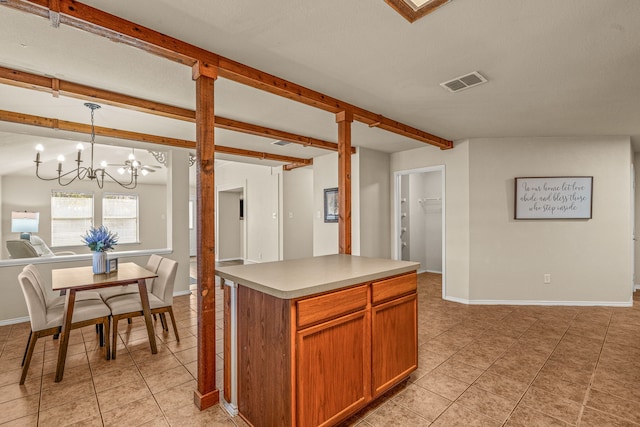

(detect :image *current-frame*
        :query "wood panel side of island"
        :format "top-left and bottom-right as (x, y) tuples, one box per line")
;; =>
(237, 285), (293, 427)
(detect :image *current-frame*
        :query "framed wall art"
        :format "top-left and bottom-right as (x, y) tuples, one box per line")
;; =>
(514, 176), (593, 220)
(324, 187), (339, 223)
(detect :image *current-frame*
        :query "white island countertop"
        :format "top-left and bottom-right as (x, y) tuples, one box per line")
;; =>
(216, 254), (420, 299)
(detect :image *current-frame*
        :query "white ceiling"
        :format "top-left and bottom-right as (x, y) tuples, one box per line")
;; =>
(0, 0), (639, 185)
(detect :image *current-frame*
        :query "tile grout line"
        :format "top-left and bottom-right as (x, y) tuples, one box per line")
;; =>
(488, 315), (575, 425)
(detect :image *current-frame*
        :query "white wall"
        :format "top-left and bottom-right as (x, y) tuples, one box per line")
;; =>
(635, 152), (640, 288)
(216, 162), (281, 263)
(2, 175), (168, 258)
(313, 153), (339, 256)
(391, 141), (471, 301)
(218, 191), (242, 260)
(391, 136), (634, 305)
(283, 167), (313, 260)
(423, 171), (443, 273)
(357, 148), (390, 259)
(408, 171), (442, 273)
(468, 137), (632, 304)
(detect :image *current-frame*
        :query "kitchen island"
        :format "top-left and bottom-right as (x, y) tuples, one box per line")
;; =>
(216, 254), (420, 427)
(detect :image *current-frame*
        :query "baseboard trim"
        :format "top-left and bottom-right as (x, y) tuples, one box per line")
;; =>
(243, 259), (260, 264)
(0, 316), (29, 326)
(426, 269), (443, 274)
(443, 296), (633, 307)
(174, 290), (193, 297)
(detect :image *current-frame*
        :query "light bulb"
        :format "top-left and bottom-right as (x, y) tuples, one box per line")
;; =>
(141, 169), (149, 176)
(76, 143), (84, 151)
(132, 160), (140, 168)
(57, 155), (65, 162)
(117, 167), (125, 175)
(128, 152), (135, 161)
(35, 144), (44, 152)
(100, 160), (107, 167)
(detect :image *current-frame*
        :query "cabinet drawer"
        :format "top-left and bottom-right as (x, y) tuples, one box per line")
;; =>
(372, 272), (416, 305)
(297, 285), (368, 329)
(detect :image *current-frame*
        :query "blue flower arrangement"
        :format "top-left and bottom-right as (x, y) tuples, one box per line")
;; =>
(81, 225), (119, 252)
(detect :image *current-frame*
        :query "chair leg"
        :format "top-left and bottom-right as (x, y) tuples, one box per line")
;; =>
(127, 318), (132, 325)
(159, 312), (167, 331)
(20, 329), (39, 385)
(103, 317), (111, 361)
(112, 317), (119, 360)
(21, 330), (33, 367)
(167, 307), (180, 342)
(98, 323), (104, 347)
(53, 333), (59, 340)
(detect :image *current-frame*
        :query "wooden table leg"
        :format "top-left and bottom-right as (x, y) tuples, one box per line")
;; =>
(55, 289), (76, 382)
(137, 279), (158, 354)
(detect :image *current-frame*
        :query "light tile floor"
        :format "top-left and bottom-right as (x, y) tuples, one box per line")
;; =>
(1, 272), (640, 426)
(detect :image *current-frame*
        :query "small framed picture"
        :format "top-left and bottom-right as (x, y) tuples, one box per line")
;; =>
(324, 187), (339, 223)
(106, 258), (118, 273)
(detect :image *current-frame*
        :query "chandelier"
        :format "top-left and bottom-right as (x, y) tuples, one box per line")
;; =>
(34, 103), (139, 189)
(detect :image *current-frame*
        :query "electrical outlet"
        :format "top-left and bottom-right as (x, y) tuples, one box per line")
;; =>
(543, 273), (551, 284)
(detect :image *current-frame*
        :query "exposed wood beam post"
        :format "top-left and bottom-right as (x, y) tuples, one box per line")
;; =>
(192, 61), (219, 411)
(336, 110), (353, 255)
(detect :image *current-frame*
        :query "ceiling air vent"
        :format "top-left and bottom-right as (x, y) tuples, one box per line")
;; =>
(440, 71), (487, 93)
(271, 140), (291, 146)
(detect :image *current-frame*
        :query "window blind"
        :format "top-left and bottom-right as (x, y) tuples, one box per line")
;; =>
(51, 191), (94, 247)
(103, 193), (139, 244)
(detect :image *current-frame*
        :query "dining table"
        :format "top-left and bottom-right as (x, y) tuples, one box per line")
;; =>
(51, 262), (158, 382)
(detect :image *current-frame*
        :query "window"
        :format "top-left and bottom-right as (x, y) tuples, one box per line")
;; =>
(51, 191), (94, 247)
(103, 193), (139, 244)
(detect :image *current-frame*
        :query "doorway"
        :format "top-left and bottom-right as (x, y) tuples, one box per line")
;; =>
(217, 185), (246, 262)
(394, 166), (446, 296)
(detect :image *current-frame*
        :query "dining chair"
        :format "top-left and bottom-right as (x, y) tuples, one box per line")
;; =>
(106, 257), (179, 359)
(23, 264), (107, 343)
(98, 254), (163, 302)
(24, 264), (102, 306)
(18, 268), (111, 384)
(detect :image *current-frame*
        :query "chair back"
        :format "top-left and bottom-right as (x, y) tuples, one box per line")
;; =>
(152, 257), (178, 304)
(145, 254), (163, 292)
(7, 240), (39, 258)
(23, 264), (54, 307)
(18, 270), (49, 332)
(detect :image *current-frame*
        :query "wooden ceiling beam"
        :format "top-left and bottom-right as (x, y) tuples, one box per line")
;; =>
(215, 146), (312, 166)
(214, 116), (354, 154)
(0, 109), (313, 165)
(0, 66), (196, 121)
(1, 0), (453, 150)
(0, 66), (354, 152)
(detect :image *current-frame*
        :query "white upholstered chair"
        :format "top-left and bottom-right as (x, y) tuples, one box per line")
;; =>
(98, 254), (163, 302)
(7, 240), (38, 258)
(18, 267), (111, 384)
(106, 257), (179, 359)
(23, 264), (106, 346)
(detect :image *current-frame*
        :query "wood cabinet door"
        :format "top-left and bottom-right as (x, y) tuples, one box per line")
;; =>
(296, 310), (371, 427)
(371, 293), (417, 398)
